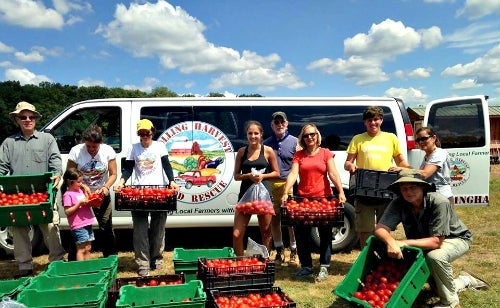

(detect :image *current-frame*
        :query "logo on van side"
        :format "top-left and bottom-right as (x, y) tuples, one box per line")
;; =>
(157, 121), (234, 204)
(450, 157), (470, 187)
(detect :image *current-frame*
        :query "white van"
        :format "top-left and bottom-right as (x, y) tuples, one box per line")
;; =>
(0, 96), (490, 255)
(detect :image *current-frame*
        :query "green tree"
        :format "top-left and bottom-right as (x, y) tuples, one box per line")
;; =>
(150, 87), (178, 97)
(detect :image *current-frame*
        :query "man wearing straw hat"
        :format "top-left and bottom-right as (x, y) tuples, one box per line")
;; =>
(374, 169), (488, 308)
(0, 101), (66, 278)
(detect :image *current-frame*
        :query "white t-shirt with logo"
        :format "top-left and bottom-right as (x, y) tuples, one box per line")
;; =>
(126, 141), (169, 185)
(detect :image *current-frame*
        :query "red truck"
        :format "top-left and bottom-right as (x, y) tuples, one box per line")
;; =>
(175, 171), (216, 189)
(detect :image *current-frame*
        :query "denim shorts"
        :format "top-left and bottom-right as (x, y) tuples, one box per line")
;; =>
(71, 225), (95, 245)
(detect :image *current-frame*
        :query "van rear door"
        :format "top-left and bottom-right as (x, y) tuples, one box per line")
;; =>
(420, 95), (490, 206)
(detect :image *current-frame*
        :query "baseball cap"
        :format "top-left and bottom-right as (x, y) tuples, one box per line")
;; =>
(137, 119), (154, 132)
(271, 111), (287, 121)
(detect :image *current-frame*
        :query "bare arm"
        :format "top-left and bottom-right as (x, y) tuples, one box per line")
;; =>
(327, 158), (346, 203)
(344, 153), (357, 173)
(263, 146), (279, 180)
(420, 164), (439, 180)
(281, 162), (299, 203)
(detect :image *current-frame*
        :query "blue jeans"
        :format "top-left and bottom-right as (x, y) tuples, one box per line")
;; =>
(295, 224), (332, 268)
(132, 211), (167, 271)
(426, 238), (470, 305)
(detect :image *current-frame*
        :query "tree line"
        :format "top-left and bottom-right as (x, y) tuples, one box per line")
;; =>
(0, 81), (261, 142)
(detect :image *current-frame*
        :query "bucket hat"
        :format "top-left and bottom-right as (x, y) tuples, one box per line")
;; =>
(9, 101), (41, 118)
(388, 169), (435, 192)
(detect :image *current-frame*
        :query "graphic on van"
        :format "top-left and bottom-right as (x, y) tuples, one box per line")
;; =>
(450, 158), (470, 187)
(157, 121), (235, 204)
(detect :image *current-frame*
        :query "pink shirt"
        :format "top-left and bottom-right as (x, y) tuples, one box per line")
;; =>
(63, 189), (96, 230)
(293, 148), (334, 198)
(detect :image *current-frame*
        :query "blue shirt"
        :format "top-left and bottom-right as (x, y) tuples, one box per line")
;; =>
(264, 132), (298, 179)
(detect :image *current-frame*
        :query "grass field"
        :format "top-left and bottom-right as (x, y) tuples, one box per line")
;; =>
(2, 168), (499, 307)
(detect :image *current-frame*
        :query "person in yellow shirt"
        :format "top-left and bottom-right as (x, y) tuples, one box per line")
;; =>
(344, 106), (410, 248)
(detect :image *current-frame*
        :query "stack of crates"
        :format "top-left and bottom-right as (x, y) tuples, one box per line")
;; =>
(0, 277), (30, 301)
(334, 236), (431, 307)
(349, 169), (399, 202)
(16, 255), (118, 308)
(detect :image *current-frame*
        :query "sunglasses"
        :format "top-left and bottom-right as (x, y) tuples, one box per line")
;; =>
(302, 132), (317, 139)
(273, 119), (285, 125)
(17, 115), (39, 121)
(138, 132), (152, 137)
(416, 136), (432, 143)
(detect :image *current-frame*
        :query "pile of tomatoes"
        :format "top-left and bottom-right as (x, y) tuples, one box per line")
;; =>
(201, 256), (267, 276)
(282, 197), (343, 225)
(235, 200), (274, 215)
(118, 186), (176, 202)
(353, 258), (410, 308)
(0, 191), (49, 206)
(135, 277), (183, 287)
(86, 192), (104, 208)
(213, 290), (292, 308)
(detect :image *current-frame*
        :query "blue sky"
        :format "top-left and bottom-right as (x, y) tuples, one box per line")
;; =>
(1, 0), (500, 106)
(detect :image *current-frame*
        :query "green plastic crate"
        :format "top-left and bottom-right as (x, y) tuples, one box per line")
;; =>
(334, 236), (430, 308)
(173, 247), (235, 282)
(0, 277), (30, 299)
(45, 255), (119, 280)
(116, 280), (206, 308)
(0, 172), (54, 226)
(17, 283), (108, 308)
(25, 271), (112, 291)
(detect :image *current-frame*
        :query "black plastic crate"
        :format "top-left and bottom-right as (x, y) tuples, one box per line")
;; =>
(281, 196), (344, 227)
(207, 286), (296, 308)
(198, 255), (274, 290)
(115, 185), (177, 211)
(107, 274), (184, 308)
(349, 169), (399, 202)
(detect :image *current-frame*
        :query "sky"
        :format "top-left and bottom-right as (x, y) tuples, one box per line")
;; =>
(1, 0), (500, 107)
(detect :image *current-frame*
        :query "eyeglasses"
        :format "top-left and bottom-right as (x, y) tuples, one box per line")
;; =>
(16, 115), (39, 121)
(302, 132), (317, 139)
(273, 119), (285, 125)
(138, 132), (152, 137)
(416, 136), (432, 143)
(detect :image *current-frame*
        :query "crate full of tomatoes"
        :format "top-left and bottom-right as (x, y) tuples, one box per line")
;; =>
(115, 185), (177, 211)
(207, 286), (296, 308)
(107, 274), (184, 308)
(334, 235), (430, 308)
(198, 255), (275, 291)
(0, 172), (54, 227)
(280, 196), (344, 227)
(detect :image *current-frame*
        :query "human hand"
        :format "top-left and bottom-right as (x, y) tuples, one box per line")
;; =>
(387, 240), (405, 259)
(338, 191), (346, 204)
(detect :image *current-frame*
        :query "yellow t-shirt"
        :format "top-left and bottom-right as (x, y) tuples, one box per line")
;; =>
(346, 132), (403, 171)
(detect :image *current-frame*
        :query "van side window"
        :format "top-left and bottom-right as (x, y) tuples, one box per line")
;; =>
(49, 107), (122, 154)
(251, 105), (397, 150)
(140, 107), (193, 139)
(427, 99), (486, 148)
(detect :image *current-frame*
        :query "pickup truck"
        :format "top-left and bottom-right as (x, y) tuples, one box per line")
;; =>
(175, 171), (216, 189)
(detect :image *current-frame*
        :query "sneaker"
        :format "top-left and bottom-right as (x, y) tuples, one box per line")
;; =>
(293, 267), (314, 280)
(274, 246), (285, 265)
(289, 248), (297, 264)
(459, 271), (490, 290)
(316, 266), (328, 282)
(137, 269), (149, 277)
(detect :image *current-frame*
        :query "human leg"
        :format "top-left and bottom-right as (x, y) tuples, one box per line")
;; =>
(132, 211), (150, 274)
(11, 226), (33, 271)
(426, 238), (469, 306)
(149, 212), (167, 269)
(233, 211), (251, 256)
(92, 195), (117, 257)
(288, 226), (297, 263)
(294, 225), (312, 268)
(257, 213), (273, 253)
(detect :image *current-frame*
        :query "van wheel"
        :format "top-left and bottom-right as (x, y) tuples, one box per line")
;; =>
(0, 226), (46, 257)
(310, 202), (358, 253)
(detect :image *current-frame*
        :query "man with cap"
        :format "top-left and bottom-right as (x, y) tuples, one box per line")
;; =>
(0, 101), (66, 277)
(263, 111), (298, 265)
(374, 169), (489, 308)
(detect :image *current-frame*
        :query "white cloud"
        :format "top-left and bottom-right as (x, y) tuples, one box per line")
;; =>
(308, 19), (441, 86)
(77, 78), (106, 87)
(441, 44), (500, 85)
(451, 79), (483, 90)
(95, 0), (304, 91)
(5, 68), (51, 85)
(123, 77), (161, 93)
(14, 51), (44, 63)
(385, 87), (428, 106)
(408, 67), (433, 79)
(0, 61), (13, 68)
(0, 41), (15, 53)
(445, 21), (500, 52)
(456, 0), (500, 20)
(0, 0), (91, 29)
